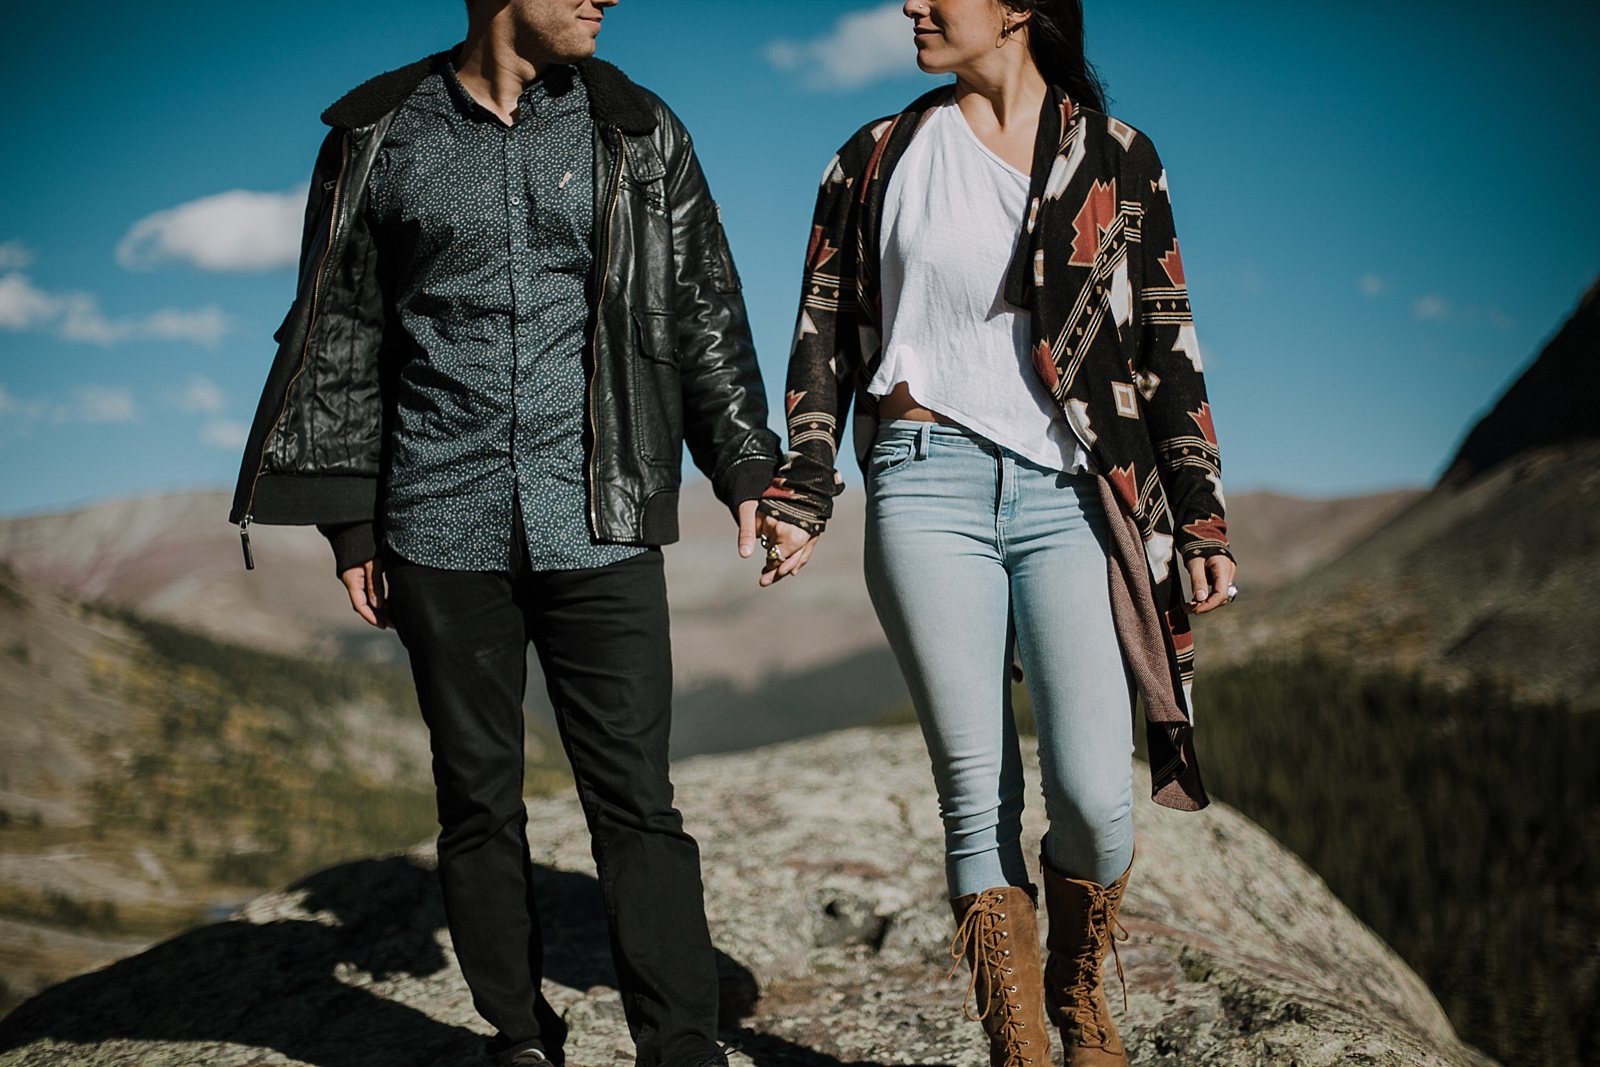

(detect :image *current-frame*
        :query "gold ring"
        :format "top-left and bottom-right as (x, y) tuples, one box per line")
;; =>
(766, 544), (785, 565)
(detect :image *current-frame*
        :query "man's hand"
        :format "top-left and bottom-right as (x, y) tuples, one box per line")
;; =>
(340, 557), (392, 629)
(1184, 554), (1237, 615)
(738, 500), (820, 587)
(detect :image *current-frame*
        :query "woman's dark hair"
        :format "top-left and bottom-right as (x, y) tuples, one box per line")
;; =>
(1006, 0), (1108, 112)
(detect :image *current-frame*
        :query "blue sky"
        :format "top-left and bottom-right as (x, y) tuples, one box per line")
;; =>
(1, 1), (1596, 516)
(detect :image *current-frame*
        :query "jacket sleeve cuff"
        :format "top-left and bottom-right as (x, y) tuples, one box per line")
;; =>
(717, 457), (779, 515)
(757, 499), (826, 536)
(1178, 539), (1234, 563)
(317, 521), (377, 575)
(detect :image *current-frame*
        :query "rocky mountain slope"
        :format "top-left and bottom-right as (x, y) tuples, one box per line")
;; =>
(1204, 279), (1600, 709)
(1217, 488), (1421, 589)
(0, 727), (1494, 1067)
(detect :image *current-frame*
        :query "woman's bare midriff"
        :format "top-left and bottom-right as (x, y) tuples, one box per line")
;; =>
(877, 382), (958, 424)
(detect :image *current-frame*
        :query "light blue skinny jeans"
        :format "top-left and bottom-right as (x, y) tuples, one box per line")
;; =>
(863, 421), (1136, 895)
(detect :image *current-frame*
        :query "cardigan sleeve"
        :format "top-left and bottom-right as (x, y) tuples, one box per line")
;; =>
(756, 140), (868, 535)
(1131, 136), (1232, 563)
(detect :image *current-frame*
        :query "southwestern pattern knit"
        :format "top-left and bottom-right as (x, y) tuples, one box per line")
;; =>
(759, 86), (1230, 810)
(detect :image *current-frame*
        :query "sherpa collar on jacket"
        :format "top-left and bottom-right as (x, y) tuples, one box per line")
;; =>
(319, 48), (657, 135)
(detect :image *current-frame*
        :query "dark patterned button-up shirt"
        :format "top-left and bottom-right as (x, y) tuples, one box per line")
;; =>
(369, 64), (641, 572)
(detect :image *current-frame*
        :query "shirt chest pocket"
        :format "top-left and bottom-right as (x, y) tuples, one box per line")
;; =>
(633, 309), (680, 365)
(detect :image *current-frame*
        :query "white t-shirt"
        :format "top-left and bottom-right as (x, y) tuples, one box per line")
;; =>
(870, 99), (1089, 474)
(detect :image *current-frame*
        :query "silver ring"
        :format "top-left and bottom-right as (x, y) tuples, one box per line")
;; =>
(1226, 583), (1239, 602)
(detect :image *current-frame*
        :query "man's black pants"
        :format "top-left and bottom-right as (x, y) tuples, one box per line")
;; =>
(385, 547), (723, 1067)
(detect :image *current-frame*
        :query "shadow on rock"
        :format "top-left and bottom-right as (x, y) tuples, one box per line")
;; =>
(529, 864), (762, 1024)
(727, 1028), (956, 1067)
(0, 856), (475, 1066)
(0, 855), (763, 1066)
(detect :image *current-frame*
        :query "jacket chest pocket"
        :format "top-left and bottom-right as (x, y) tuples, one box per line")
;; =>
(633, 309), (679, 365)
(623, 136), (668, 214)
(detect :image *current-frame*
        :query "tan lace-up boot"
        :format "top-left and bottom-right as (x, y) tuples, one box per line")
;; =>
(1041, 858), (1133, 1067)
(948, 885), (1051, 1067)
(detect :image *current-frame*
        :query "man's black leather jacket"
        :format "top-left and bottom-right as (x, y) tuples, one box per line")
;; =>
(228, 52), (778, 565)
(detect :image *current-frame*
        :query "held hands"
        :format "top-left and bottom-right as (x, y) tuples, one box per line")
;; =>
(340, 557), (392, 630)
(341, 503), (821, 623)
(736, 499), (820, 587)
(1184, 554), (1238, 615)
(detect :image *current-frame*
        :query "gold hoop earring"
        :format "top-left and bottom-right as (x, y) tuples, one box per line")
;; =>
(996, 21), (1018, 48)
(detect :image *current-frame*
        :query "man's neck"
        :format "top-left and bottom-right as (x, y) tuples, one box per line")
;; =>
(456, 12), (557, 125)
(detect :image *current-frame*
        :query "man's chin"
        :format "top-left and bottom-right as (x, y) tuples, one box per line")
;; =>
(556, 34), (600, 62)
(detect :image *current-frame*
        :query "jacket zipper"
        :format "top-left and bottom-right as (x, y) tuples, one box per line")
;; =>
(239, 131), (351, 570)
(586, 125), (625, 538)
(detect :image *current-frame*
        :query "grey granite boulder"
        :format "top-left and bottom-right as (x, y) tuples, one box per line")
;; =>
(0, 727), (1493, 1067)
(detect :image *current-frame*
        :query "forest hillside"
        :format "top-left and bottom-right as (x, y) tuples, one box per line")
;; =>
(1184, 277), (1600, 1066)
(1206, 278), (1600, 709)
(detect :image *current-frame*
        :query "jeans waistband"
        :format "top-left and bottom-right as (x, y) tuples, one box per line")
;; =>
(878, 419), (983, 436)
(877, 419), (996, 459)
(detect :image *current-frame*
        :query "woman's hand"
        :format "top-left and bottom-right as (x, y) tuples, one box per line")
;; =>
(1184, 554), (1237, 615)
(737, 501), (820, 587)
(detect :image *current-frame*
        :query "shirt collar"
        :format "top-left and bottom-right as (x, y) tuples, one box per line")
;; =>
(442, 60), (582, 126)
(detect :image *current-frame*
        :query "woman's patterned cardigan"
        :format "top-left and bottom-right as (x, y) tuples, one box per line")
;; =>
(758, 85), (1232, 811)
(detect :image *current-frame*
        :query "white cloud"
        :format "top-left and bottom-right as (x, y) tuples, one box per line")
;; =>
(0, 384), (46, 437)
(767, 3), (921, 91)
(133, 306), (230, 346)
(0, 241), (35, 270)
(0, 272), (59, 330)
(1413, 295), (1450, 321)
(117, 187), (305, 273)
(1358, 273), (1387, 297)
(172, 376), (227, 415)
(0, 382), (146, 441)
(0, 271), (226, 347)
(200, 419), (248, 450)
(54, 385), (139, 425)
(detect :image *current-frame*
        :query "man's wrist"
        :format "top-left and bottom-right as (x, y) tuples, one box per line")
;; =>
(719, 457), (779, 517)
(317, 521), (377, 575)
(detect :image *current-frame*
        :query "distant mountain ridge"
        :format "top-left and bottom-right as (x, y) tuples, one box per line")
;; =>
(1445, 277), (1600, 482)
(0, 480), (1418, 755)
(1207, 276), (1600, 709)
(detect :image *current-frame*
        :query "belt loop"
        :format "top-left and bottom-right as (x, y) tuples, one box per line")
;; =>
(915, 421), (932, 460)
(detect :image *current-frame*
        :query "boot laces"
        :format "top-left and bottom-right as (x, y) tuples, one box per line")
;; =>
(1066, 883), (1130, 1046)
(948, 889), (1033, 1065)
